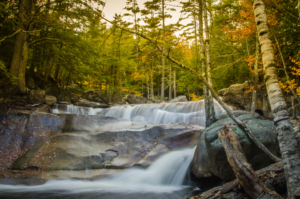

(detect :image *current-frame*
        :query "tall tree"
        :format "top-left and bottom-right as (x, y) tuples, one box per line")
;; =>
(253, 0), (300, 198)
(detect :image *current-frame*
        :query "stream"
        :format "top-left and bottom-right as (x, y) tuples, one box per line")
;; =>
(0, 100), (226, 199)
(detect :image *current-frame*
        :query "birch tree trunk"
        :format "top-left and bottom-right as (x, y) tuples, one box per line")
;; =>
(203, 0), (215, 126)
(253, 1), (300, 197)
(161, 0), (165, 101)
(251, 34), (259, 119)
(198, 0), (210, 126)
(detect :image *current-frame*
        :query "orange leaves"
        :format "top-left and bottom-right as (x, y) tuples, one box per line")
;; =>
(280, 79), (297, 94)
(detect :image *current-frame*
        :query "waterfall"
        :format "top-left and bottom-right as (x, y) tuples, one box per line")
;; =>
(52, 100), (225, 126)
(103, 100), (224, 126)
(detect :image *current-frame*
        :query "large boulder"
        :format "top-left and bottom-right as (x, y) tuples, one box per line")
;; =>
(218, 81), (269, 114)
(124, 94), (147, 104)
(45, 95), (57, 105)
(192, 111), (280, 181)
(27, 89), (45, 104)
(11, 115), (203, 170)
(169, 95), (188, 103)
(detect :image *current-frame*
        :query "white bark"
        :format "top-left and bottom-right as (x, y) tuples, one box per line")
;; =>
(253, 1), (300, 198)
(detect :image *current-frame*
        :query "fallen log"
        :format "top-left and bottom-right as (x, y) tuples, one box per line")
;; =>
(218, 124), (275, 199)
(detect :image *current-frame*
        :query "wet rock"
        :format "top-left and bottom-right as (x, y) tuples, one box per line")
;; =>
(0, 112), (66, 169)
(192, 111), (280, 181)
(45, 95), (57, 105)
(124, 94), (147, 104)
(0, 177), (46, 185)
(11, 116), (203, 170)
(75, 99), (108, 108)
(27, 89), (45, 104)
(169, 95), (188, 103)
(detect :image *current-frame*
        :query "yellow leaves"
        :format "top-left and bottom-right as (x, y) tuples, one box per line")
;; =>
(280, 79), (298, 95)
(244, 86), (254, 94)
(131, 72), (145, 80)
(189, 93), (204, 101)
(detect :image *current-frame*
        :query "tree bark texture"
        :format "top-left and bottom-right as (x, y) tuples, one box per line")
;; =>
(10, 0), (33, 93)
(253, 0), (300, 198)
(203, 0), (215, 127)
(251, 33), (259, 119)
(198, 0), (210, 127)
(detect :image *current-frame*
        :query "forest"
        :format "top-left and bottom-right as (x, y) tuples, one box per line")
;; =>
(1, 0), (300, 199)
(1, 0), (299, 104)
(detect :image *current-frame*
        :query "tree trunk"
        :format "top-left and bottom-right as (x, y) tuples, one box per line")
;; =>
(10, 0), (33, 93)
(253, 1), (300, 198)
(203, 0), (215, 126)
(198, 0), (210, 126)
(169, 63), (172, 100)
(161, 0), (165, 101)
(251, 34), (259, 119)
(18, 32), (30, 93)
(218, 125), (282, 199)
(173, 70), (176, 98)
(151, 62), (154, 100)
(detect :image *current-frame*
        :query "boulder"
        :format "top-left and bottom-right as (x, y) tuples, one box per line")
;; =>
(27, 89), (45, 104)
(11, 115), (203, 170)
(169, 95), (188, 103)
(45, 95), (57, 105)
(192, 111), (280, 181)
(75, 99), (108, 108)
(124, 94), (147, 104)
(218, 81), (269, 113)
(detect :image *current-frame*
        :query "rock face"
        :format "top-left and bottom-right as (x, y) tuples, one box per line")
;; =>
(45, 95), (57, 105)
(0, 113), (66, 168)
(218, 81), (270, 115)
(124, 94), (147, 104)
(169, 95), (188, 103)
(27, 89), (45, 104)
(2, 113), (203, 171)
(192, 111), (280, 181)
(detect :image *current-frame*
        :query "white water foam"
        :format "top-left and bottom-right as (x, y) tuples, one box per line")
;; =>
(0, 148), (195, 193)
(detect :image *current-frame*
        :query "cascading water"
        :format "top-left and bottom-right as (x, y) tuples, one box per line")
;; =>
(52, 100), (225, 126)
(0, 148), (196, 199)
(52, 104), (103, 115)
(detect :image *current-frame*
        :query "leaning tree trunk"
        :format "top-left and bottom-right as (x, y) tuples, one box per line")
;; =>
(219, 125), (282, 199)
(251, 33), (259, 119)
(253, 0), (300, 198)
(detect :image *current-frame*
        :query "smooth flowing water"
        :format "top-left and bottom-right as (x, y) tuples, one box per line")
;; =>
(52, 100), (225, 126)
(0, 148), (196, 199)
